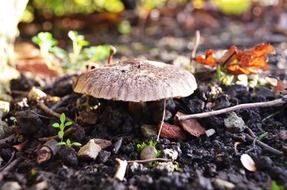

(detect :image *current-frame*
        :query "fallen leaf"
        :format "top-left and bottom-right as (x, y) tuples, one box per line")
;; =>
(160, 122), (186, 140)
(240, 153), (256, 172)
(176, 112), (205, 137)
(194, 49), (217, 67)
(194, 43), (274, 75)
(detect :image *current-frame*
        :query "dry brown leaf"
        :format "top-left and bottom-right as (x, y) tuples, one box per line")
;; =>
(160, 122), (186, 140)
(176, 112), (205, 137)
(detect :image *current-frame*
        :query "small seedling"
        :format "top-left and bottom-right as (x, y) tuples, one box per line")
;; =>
(258, 132), (268, 141)
(136, 140), (161, 157)
(57, 138), (82, 147)
(271, 181), (285, 190)
(32, 31), (111, 73)
(52, 113), (81, 147)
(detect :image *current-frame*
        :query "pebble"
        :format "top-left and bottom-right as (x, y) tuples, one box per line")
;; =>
(163, 148), (178, 161)
(256, 156), (273, 169)
(78, 139), (102, 160)
(224, 112), (246, 132)
(279, 130), (287, 141)
(156, 162), (175, 173)
(97, 150), (111, 163)
(140, 145), (158, 160)
(58, 146), (78, 166)
(205, 129), (216, 137)
(214, 178), (235, 189)
(112, 137), (123, 154)
(1, 181), (21, 190)
(130, 162), (148, 172)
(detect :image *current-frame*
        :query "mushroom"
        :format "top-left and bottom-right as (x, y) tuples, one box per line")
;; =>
(73, 59), (197, 139)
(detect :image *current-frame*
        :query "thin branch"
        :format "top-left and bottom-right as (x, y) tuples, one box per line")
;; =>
(127, 158), (171, 163)
(157, 99), (166, 141)
(177, 96), (287, 121)
(191, 30), (201, 60)
(0, 157), (23, 181)
(245, 134), (283, 155)
(0, 134), (16, 146)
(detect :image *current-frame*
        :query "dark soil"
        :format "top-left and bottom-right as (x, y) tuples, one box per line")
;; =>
(1, 4), (287, 190)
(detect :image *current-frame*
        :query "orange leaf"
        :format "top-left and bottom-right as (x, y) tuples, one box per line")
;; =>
(194, 49), (218, 67)
(219, 45), (240, 64)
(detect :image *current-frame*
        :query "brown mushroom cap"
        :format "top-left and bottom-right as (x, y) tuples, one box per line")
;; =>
(73, 59), (197, 102)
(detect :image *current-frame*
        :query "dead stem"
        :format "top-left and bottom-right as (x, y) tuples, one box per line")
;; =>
(0, 134), (16, 146)
(127, 158), (171, 163)
(245, 134), (283, 155)
(191, 30), (201, 61)
(156, 99), (166, 141)
(177, 95), (287, 121)
(0, 157), (23, 181)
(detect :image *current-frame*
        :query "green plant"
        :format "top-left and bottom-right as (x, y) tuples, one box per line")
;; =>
(32, 31), (111, 73)
(52, 113), (81, 147)
(271, 181), (285, 190)
(57, 138), (82, 147)
(136, 140), (161, 157)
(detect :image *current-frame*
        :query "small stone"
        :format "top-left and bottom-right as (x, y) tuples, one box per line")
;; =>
(112, 137), (123, 154)
(0, 120), (9, 139)
(59, 146), (78, 166)
(140, 145), (157, 160)
(205, 129), (216, 137)
(156, 161), (175, 173)
(1, 181), (21, 190)
(141, 124), (157, 137)
(97, 150), (111, 163)
(224, 112), (246, 132)
(78, 139), (102, 160)
(214, 178), (235, 189)
(0, 100), (9, 118)
(130, 162), (148, 172)
(279, 130), (287, 141)
(163, 148), (178, 161)
(28, 87), (47, 101)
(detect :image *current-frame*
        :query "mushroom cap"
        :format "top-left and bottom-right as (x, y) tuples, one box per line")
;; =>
(73, 59), (197, 102)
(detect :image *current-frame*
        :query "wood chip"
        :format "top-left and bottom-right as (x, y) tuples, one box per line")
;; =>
(160, 122), (186, 140)
(177, 112), (205, 137)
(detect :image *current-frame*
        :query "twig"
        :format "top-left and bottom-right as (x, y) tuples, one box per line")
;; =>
(127, 158), (171, 163)
(0, 151), (15, 171)
(245, 134), (283, 155)
(177, 96), (287, 120)
(108, 46), (116, 64)
(51, 94), (73, 110)
(0, 134), (16, 146)
(191, 30), (201, 61)
(0, 157), (23, 181)
(157, 99), (166, 141)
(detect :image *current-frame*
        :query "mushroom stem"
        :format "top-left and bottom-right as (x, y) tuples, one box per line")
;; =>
(128, 102), (145, 121)
(156, 99), (166, 141)
(107, 46), (117, 64)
